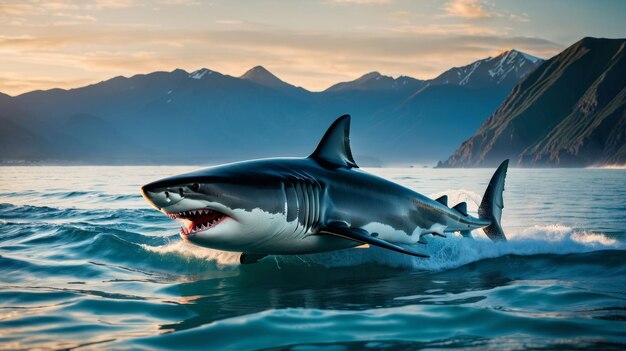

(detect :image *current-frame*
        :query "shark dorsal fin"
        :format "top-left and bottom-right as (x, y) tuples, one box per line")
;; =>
(309, 114), (358, 168)
(453, 202), (468, 216)
(435, 195), (448, 206)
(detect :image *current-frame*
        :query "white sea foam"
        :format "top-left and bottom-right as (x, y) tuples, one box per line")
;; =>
(141, 240), (241, 267)
(301, 223), (623, 271)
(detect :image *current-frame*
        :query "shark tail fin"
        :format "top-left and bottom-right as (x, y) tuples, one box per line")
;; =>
(478, 159), (509, 242)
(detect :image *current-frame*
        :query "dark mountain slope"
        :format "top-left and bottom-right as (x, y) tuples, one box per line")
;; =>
(439, 37), (626, 167)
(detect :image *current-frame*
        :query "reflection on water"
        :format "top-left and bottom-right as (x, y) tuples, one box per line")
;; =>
(0, 166), (625, 350)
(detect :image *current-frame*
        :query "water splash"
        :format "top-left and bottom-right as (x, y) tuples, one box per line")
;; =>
(141, 240), (242, 267)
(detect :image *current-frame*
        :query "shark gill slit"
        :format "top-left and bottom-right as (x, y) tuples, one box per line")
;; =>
(301, 181), (310, 233)
(307, 183), (318, 230)
(306, 182), (315, 232)
(295, 182), (303, 236)
(286, 179), (322, 237)
(315, 182), (321, 229)
(285, 183), (297, 222)
(293, 181), (306, 237)
(280, 181), (288, 217)
(285, 182), (299, 235)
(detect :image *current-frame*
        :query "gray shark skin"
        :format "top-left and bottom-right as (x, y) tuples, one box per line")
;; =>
(141, 115), (508, 264)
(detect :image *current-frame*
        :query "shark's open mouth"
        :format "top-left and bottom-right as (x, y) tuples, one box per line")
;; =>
(165, 209), (228, 236)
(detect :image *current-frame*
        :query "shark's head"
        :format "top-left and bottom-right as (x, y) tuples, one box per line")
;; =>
(140, 114), (358, 253)
(141, 160), (288, 251)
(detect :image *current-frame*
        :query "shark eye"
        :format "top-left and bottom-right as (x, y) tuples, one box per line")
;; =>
(191, 183), (200, 192)
(179, 188), (184, 197)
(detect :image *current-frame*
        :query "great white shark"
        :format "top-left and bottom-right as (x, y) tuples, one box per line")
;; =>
(141, 115), (508, 264)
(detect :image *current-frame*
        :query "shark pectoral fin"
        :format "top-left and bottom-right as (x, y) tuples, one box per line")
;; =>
(321, 222), (429, 258)
(240, 253), (268, 264)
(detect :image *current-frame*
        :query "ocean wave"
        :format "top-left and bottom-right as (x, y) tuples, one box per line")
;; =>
(137, 222), (624, 273)
(0, 203), (169, 226)
(0, 190), (142, 206)
(132, 301), (626, 351)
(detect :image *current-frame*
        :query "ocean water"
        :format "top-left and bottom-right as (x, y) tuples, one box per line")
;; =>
(0, 166), (625, 350)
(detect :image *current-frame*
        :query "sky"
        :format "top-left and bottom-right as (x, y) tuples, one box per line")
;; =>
(0, 0), (625, 96)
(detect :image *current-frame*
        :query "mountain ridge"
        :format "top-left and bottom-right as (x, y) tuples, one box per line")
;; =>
(1, 48), (550, 165)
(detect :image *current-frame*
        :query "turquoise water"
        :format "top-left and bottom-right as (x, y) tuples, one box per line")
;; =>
(0, 166), (625, 350)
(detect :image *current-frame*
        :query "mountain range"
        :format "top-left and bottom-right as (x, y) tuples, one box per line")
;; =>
(0, 49), (542, 165)
(439, 37), (626, 168)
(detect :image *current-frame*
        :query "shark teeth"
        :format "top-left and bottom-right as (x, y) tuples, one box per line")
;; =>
(168, 208), (226, 236)
(165, 209), (214, 219)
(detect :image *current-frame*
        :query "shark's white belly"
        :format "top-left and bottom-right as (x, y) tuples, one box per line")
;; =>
(187, 206), (461, 254)
(360, 221), (448, 244)
(187, 207), (357, 254)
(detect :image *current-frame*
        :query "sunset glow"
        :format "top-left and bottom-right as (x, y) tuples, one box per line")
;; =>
(2, 0), (624, 95)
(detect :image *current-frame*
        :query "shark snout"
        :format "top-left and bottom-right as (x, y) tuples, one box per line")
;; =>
(141, 182), (187, 210)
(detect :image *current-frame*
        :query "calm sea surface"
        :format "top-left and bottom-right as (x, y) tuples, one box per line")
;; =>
(0, 166), (625, 350)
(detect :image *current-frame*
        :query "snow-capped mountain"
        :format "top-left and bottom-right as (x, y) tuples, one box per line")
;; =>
(325, 72), (425, 92)
(189, 68), (217, 79)
(430, 50), (543, 88)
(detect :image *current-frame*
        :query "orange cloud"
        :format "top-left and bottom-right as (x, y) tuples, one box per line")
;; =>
(329, 0), (393, 4)
(442, 0), (494, 19)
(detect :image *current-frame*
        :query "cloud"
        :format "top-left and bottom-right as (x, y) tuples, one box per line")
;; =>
(0, 1), (98, 28)
(328, 0), (393, 5)
(0, 0), (138, 16)
(509, 13), (530, 23)
(157, 0), (201, 5)
(389, 23), (500, 36)
(441, 0), (494, 19)
(0, 2), (37, 15)
(88, 0), (138, 9)
(388, 10), (413, 23)
(54, 12), (97, 22)
(216, 19), (244, 25)
(0, 34), (70, 49)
